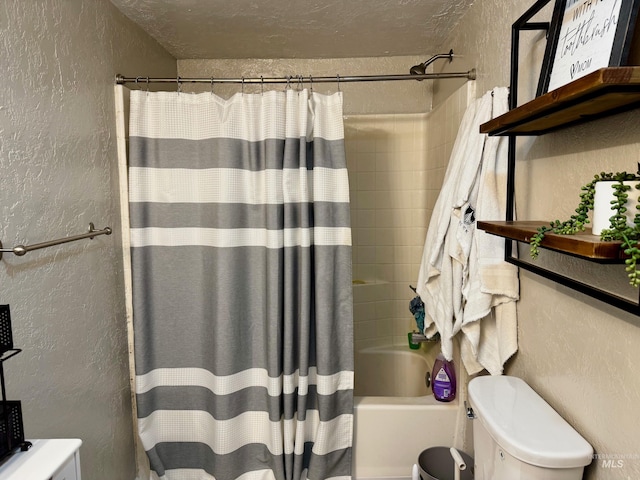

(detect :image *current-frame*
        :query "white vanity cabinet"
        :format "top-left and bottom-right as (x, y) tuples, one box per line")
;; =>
(0, 439), (82, 480)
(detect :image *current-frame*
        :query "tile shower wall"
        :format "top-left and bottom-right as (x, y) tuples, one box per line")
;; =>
(348, 84), (469, 352)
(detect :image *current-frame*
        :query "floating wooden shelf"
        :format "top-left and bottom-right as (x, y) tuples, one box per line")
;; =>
(477, 220), (626, 260)
(480, 67), (640, 136)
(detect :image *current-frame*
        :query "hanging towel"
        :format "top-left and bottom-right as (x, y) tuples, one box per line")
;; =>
(416, 87), (519, 374)
(461, 86), (519, 375)
(416, 91), (494, 361)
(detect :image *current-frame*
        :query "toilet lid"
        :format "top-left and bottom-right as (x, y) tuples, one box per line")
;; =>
(468, 376), (593, 469)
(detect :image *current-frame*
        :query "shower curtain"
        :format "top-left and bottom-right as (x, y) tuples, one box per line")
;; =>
(127, 88), (354, 480)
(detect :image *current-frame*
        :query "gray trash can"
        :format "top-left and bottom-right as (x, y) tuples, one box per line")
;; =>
(418, 447), (474, 480)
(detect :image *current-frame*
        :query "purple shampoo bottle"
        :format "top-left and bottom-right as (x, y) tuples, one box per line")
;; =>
(431, 353), (456, 402)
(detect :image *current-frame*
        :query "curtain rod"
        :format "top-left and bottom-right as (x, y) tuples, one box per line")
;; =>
(115, 69), (476, 87)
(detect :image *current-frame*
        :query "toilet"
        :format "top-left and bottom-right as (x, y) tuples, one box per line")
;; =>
(468, 376), (593, 480)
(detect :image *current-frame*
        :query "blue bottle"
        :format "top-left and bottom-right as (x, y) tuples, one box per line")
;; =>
(431, 353), (456, 402)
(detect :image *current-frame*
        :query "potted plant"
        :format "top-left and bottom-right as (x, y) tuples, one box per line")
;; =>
(529, 170), (640, 287)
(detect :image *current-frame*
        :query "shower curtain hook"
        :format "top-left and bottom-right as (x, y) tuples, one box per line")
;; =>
(297, 75), (303, 92)
(261, 76), (264, 95)
(241, 77), (245, 96)
(146, 77), (150, 94)
(211, 77), (215, 95)
(285, 75), (291, 91)
(336, 74), (341, 92)
(309, 75), (313, 93)
(176, 76), (182, 94)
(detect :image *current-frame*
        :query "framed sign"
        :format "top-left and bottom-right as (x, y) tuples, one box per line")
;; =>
(537, 0), (640, 95)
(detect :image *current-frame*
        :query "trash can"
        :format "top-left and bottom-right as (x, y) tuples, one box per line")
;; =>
(418, 447), (474, 480)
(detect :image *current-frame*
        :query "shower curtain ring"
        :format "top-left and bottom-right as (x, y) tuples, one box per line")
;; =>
(285, 75), (291, 91)
(309, 75), (313, 93)
(176, 76), (182, 94)
(336, 74), (341, 92)
(261, 76), (264, 95)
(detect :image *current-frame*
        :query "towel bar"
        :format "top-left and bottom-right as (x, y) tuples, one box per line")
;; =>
(0, 223), (112, 260)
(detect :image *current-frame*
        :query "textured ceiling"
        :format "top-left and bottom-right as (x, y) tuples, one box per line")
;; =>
(109, 0), (475, 59)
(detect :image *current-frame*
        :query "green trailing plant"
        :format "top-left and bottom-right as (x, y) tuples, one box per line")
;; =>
(529, 171), (640, 287)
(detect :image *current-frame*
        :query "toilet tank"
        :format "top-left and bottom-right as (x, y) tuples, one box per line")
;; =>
(468, 376), (593, 480)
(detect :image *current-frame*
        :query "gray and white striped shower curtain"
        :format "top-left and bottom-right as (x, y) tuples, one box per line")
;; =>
(127, 88), (354, 480)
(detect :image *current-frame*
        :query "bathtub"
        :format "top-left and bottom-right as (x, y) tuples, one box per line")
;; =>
(352, 345), (459, 480)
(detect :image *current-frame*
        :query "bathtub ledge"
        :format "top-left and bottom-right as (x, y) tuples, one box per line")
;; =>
(354, 395), (458, 408)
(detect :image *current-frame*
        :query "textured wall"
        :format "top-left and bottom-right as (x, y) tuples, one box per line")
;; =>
(441, 2), (640, 479)
(0, 1), (175, 479)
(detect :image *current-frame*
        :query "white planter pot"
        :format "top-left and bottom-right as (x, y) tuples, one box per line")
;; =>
(591, 180), (640, 235)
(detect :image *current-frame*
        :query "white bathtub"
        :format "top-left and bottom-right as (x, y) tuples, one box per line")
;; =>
(352, 345), (459, 480)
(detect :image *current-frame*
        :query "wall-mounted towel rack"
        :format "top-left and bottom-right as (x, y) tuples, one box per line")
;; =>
(0, 223), (112, 260)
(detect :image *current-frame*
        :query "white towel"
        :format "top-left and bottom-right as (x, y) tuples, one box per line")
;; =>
(416, 90), (494, 361)
(461, 87), (519, 375)
(416, 87), (519, 374)
(461, 302), (518, 375)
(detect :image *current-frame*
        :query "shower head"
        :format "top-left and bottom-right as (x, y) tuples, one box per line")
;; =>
(410, 49), (455, 78)
(410, 64), (427, 75)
